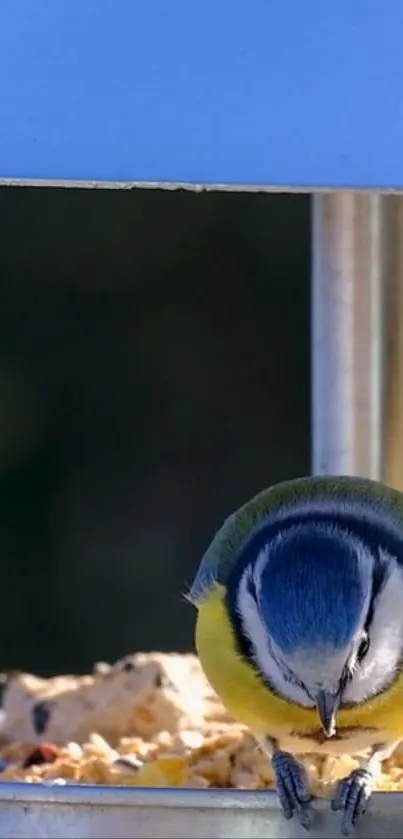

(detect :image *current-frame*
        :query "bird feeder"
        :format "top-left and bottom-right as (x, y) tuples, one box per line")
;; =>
(1, 1), (402, 836)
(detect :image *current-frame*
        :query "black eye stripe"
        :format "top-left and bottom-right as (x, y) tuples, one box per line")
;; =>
(364, 551), (390, 633)
(357, 634), (370, 661)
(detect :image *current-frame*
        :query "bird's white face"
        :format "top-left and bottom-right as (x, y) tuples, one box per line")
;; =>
(341, 555), (403, 705)
(237, 545), (403, 719)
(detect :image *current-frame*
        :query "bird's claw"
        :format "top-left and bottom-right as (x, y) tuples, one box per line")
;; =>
(331, 766), (373, 836)
(272, 750), (313, 830)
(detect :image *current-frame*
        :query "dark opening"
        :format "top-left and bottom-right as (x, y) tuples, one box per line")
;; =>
(0, 186), (310, 675)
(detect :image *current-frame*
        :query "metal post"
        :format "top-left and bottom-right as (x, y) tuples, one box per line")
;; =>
(383, 198), (403, 491)
(311, 191), (401, 486)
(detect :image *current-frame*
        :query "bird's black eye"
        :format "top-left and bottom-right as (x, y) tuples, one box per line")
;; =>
(357, 634), (370, 661)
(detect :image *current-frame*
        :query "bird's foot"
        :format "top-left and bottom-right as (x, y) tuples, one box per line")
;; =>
(331, 766), (374, 836)
(271, 750), (313, 830)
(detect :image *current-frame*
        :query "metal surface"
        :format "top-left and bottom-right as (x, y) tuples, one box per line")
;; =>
(312, 192), (386, 479)
(2, 1), (403, 188)
(311, 192), (403, 489)
(0, 784), (402, 839)
(383, 197), (403, 490)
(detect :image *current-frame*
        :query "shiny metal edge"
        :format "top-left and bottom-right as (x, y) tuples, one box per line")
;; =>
(0, 784), (279, 808)
(1, 785), (403, 839)
(1, 177), (403, 194)
(0, 782), (400, 810)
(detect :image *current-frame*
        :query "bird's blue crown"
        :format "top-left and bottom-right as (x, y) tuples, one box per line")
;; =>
(256, 521), (374, 653)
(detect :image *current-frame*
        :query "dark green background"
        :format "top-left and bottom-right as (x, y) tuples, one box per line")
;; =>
(0, 187), (310, 676)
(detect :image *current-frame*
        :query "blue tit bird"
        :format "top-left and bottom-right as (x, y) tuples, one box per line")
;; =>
(189, 475), (403, 836)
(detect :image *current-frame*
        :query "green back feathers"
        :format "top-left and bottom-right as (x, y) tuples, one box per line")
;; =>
(189, 474), (403, 605)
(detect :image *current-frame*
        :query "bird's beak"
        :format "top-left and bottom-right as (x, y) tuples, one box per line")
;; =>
(315, 690), (340, 738)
